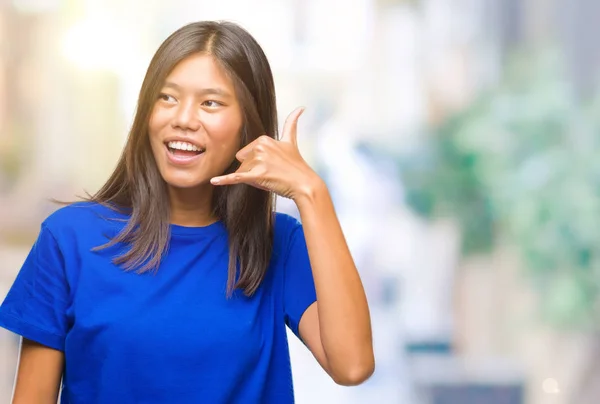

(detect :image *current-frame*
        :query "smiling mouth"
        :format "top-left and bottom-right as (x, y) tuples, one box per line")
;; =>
(165, 141), (205, 158)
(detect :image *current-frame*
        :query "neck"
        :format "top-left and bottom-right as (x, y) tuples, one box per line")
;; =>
(168, 185), (216, 227)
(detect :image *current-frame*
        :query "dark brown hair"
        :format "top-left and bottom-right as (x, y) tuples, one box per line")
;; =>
(89, 21), (278, 296)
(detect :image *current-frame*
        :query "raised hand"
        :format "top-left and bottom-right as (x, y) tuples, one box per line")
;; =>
(210, 107), (322, 201)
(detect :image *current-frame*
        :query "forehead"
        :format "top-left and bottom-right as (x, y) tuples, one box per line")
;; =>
(165, 53), (234, 92)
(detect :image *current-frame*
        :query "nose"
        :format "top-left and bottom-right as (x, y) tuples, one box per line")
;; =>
(171, 100), (201, 132)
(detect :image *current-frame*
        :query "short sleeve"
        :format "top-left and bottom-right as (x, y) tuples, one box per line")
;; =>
(283, 223), (317, 340)
(0, 224), (70, 351)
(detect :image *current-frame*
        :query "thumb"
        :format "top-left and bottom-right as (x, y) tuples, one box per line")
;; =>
(280, 107), (305, 146)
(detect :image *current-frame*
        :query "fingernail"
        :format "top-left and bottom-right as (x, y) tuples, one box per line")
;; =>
(211, 178), (220, 184)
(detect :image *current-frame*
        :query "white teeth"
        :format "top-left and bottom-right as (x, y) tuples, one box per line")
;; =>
(167, 141), (201, 152)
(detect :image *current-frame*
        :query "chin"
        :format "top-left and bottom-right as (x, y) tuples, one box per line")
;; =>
(163, 173), (211, 190)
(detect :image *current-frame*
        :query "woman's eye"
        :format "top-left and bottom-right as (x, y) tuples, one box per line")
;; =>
(202, 100), (222, 108)
(158, 93), (176, 102)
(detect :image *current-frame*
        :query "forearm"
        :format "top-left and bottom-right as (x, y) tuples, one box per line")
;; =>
(12, 339), (63, 404)
(295, 179), (374, 377)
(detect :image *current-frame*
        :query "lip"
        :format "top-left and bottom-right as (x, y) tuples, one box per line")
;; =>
(164, 143), (205, 166)
(163, 136), (205, 150)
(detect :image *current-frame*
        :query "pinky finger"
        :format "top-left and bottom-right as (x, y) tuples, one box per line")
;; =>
(210, 172), (253, 186)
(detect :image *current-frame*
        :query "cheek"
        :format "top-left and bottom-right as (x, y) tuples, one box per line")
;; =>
(148, 110), (167, 141)
(206, 114), (242, 152)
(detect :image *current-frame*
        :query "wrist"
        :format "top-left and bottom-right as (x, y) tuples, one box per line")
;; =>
(293, 174), (328, 207)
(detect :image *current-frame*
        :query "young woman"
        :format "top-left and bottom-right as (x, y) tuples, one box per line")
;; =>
(0, 21), (374, 403)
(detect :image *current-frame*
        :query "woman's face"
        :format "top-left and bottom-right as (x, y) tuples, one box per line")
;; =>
(148, 53), (243, 190)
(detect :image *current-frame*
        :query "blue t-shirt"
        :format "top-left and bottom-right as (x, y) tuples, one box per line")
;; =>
(0, 202), (317, 403)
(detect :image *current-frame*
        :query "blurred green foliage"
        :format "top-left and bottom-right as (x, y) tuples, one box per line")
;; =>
(400, 50), (600, 330)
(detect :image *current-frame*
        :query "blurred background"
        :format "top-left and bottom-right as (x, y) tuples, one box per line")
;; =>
(1, 0), (600, 403)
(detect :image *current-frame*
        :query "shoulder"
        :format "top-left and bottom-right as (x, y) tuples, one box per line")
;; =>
(273, 212), (302, 241)
(42, 201), (125, 237)
(271, 212), (305, 264)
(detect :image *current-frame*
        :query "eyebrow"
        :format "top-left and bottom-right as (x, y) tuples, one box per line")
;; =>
(163, 81), (232, 98)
